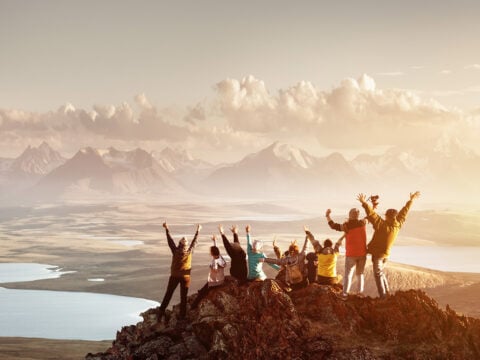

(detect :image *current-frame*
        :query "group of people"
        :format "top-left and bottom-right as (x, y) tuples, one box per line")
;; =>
(157, 191), (421, 320)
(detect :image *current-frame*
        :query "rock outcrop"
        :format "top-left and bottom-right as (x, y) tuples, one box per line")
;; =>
(86, 279), (480, 360)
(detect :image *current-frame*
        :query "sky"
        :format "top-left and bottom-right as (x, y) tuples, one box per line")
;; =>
(1, 0), (480, 162)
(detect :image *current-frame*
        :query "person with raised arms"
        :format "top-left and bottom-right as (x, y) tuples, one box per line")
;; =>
(158, 222), (201, 320)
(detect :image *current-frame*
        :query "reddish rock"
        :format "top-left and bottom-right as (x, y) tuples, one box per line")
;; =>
(86, 280), (480, 360)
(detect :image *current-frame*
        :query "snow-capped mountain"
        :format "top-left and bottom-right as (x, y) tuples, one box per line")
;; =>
(9, 142), (65, 177)
(203, 142), (361, 198)
(33, 146), (184, 199)
(154, 147), (213, 173)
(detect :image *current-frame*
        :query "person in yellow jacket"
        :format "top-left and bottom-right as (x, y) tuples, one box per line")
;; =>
(304, 226), (341, 285)
(357, 191), (420, 298)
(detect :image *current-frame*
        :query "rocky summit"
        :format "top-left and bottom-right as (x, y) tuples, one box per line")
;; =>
(86, 279), (480, 360)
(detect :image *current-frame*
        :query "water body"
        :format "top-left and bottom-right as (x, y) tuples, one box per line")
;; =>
(0, 263), (158, 340)
(0, 287), (158, 340)
(0, 263), (74, 283)
(389, 246), (480, 273)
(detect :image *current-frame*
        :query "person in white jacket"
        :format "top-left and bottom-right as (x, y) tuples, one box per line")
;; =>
(191, 235), (226, 309)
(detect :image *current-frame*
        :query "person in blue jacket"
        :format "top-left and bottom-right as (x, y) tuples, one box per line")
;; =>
(246, 224), (279, 280)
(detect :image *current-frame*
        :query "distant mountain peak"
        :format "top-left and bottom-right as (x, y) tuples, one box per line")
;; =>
(10, 142), (65, 176)
(250, 142), (314, 169)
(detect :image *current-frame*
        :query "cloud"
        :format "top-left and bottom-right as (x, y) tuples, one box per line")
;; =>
(0, 95), (190, 144)
(214, 74), (463, 149)
(440, 70), (451, 75)
(183, 102), (206, 125)
(464, 64), (480, 70)
(215, 75), (278, 132)
(1, 75), (476, 160)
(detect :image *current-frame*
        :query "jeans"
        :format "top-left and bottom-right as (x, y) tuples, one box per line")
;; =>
(159, 275), (191, 319)
(343, 256), (366, 294)
(372, 257), (389, 298)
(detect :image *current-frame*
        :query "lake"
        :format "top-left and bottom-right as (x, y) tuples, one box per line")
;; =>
(0, 263), (159, 340)
(389, 246), (480, 273)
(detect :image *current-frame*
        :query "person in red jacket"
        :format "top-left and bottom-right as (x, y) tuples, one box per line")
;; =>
(357, 191), (420, 298)
(326, 208), (367, 300)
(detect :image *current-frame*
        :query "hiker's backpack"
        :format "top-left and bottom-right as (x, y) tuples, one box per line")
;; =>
(285, 256), (303, 284)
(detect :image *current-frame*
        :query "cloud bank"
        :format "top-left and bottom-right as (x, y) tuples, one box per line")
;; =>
(0, 74), (477, 160)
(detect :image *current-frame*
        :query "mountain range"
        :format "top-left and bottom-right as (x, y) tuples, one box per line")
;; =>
(0, 139), (478, 203)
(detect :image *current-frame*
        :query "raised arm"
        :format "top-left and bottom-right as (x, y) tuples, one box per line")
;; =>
(188, 224), (202, 251)
(397, 191), (420, 226)
(304, 225), (322, 253)
(231, 225), (240, 244)
(219, 225), (233, 254)
(300, 234), (308, 255)
(326, 209), (344, 232)
(163, 221), (176, 254)
(357, 193), (383, 230)
(211, 234), (217, 248)
(273, 237), (282, 259)
(246, 225), (252, 254)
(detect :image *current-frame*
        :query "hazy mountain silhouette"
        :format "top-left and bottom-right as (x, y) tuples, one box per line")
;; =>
(1, 137), (479, 202)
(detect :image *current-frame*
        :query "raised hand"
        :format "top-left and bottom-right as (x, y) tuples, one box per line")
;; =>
(410, 191), (421, 201)
(230, 225), (237, 234)
(325, 209), (332, 217)
(303, 225), (309, 233)
(211, 235), (216, 241)
(162, 221), (168, 230)
(245, 225), (251, 233)
(272, 237), (277, 248)
(357, 193), (367, 203)
(196, 224), (202, 232)
(218, 225), (224, 234)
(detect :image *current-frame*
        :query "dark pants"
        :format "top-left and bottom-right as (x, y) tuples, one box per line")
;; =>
(191, 283), (209, 309)
(159, 275), (191, 319)
(372, 257), (389, 298)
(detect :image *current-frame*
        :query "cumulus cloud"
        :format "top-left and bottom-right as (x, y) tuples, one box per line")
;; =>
(215, 75), (278, 132)
(214, 74), (463, 148)
(1, 75), (477, 160)
(0, 94), (190, 145)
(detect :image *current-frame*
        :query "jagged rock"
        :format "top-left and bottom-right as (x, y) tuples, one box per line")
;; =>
(86, 279), (480, 360)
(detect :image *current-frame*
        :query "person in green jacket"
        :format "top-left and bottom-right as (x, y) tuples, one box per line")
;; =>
(357, 191), (420, 298)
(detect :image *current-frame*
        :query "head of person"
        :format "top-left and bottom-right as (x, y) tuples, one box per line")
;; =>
(349, 208), (360, 220)
(385, 209), (398, 221)
(179, 236), (189, 247)
(210, 245), (220, 258)
(252, 239), (263, 253)
(289, 241), (299, 256)
(323, 239), (333, 248)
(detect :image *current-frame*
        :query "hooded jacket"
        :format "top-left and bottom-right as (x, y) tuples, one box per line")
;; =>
(328, 219), (367, 257)
(362, 200), (413, 258)
(166, 229), (199, 277)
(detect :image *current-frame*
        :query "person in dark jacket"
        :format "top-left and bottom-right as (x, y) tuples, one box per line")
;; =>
(219, 225), (248, 283)
(158, 222), (201, 320)
(357, 191), (420, 298)
(326, 207), (367, 300)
